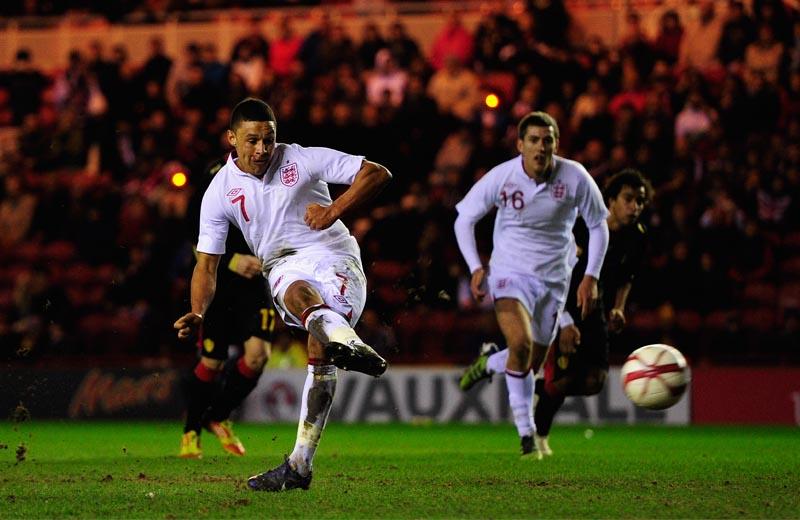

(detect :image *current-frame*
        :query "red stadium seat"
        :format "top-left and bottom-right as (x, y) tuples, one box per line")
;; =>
(742, 282), (778, 305)
(43, 241), (77, 263)
(675, 309), (702, 333)
(62, 263), (95, 285)
(14, 242), (40, 263)
(779, 257), (800, 280)
(629, 309), (660, 332)
(740, 307), (777, 332)
(375, 284), (408, 307)
(0, 289), (13, 309)
(704, 310), (738, 331)
(426, 309), (456, 334)
(370, 260), (411, 282)
(778, 283), (800, 310)
(781, 231), (800, 252)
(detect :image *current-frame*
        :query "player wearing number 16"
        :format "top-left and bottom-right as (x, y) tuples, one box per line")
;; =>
(174, 97), (391, 491)
(454, 111), (609, 458)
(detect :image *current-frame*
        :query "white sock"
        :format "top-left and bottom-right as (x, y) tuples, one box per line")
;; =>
(486, 349), (509, 375)
(288, 364), (337, 476)
(303, 306), (361, 345)
(505, 369), (534, 438)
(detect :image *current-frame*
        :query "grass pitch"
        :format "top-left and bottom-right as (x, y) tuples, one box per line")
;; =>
(0, 421), (798, 519)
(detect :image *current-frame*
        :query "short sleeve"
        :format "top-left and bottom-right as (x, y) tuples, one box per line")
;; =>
(455, 168), (500, 221)
(300, 146), (365, 185)
(574, 167), (609, 229)
(196, 183), (230, 255)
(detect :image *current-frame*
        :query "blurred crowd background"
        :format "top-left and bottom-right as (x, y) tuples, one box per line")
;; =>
(0, 0), (798, 369)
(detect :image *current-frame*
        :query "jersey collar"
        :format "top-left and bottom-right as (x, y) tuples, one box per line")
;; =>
(227, 147), (284, 181)
(517, 154), (561, 185)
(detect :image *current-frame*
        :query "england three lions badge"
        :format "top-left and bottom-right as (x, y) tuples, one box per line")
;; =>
(280, 163), (299, 187)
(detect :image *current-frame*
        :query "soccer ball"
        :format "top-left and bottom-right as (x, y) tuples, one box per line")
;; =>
(620, 344), (689, 410)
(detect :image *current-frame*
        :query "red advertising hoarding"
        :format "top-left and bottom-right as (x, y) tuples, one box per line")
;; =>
(691, 366), (800, 425)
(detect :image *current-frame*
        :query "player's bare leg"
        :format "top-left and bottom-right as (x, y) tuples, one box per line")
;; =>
(285, 280), (386, 377)
(495, 299), (541, 459)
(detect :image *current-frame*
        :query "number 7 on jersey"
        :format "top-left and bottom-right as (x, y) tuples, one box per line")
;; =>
(231, 194), (250, 222)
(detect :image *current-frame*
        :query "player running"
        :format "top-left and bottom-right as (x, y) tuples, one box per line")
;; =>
(174, 97), (391, 491)
(454, 111), (609, 458)
(460, 169), (652, 457)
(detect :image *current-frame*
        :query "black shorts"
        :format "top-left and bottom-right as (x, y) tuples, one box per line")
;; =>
(198, 275), (276, 361)
(547, 306), (609, 383)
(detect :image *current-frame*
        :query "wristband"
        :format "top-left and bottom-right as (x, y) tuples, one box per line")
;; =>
(228, 253), (242, 272)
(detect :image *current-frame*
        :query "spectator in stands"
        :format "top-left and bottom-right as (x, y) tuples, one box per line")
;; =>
(5, 49), (48, 125)
(620, 11), (655, 79)
(230, 16), (269, 63)
(269, 15), (303, 79)
(365, 49), (407, 108)
(385, 21), (420, 69)
(166, 43), (199, 108)
(744, 23), (784, 85)
(678, 0), (724, 77)
(717, 0), (756, 69)
(674, 89), (715, 148)
(654, 10), (684, 65)
(141, 37), (173, 89)
(231, 39), (267, 96)
(427, 55), (481, 123)
(0, 175), (37, 250)
(2, 3), (799, 364)
(430, 11), (474, 70)
(357, 21), (386, 71)
(525, 0), (571, 48)
(473, 8), (522, 72)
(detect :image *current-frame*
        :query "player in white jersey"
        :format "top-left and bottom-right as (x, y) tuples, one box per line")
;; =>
(174, 98), (391, 491)
(453, 111), (609, 458)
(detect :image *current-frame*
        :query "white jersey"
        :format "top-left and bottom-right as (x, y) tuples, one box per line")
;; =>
(455, 154), (608, 283)
(197, 144), (364, 270)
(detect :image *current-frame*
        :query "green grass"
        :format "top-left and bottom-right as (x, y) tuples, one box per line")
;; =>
(0, 422), (798, 519)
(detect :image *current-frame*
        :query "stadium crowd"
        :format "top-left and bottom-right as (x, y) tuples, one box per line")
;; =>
(0, 0), (799, 367)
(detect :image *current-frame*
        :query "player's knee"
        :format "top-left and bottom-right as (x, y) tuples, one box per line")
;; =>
(243, 339), (269, 369)
(584, 370), (608, 396)
(199, 357), (224, 371)
(284, 281), (323, 314)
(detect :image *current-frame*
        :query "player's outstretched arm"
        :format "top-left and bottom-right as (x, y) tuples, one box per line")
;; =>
(576, 275), (599, 320)
(174, 252), (221, 339)
(609, 281), (632, 332)
(304, 160), (391, 230)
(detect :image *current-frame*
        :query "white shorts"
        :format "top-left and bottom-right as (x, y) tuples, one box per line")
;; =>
(267, 252), (367, 329)
(488, 270), (569, 346)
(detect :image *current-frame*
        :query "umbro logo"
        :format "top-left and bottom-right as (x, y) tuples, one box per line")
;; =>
(226, 188), (242, 197)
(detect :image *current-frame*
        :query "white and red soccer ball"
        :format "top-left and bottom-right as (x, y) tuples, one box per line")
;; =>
(621, 344), (689, 410)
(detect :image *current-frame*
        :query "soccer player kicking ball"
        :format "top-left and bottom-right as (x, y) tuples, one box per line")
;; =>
(454, 111), (609, 459)
(174, 98), (390, 491)
(460, 169), (651, 458)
